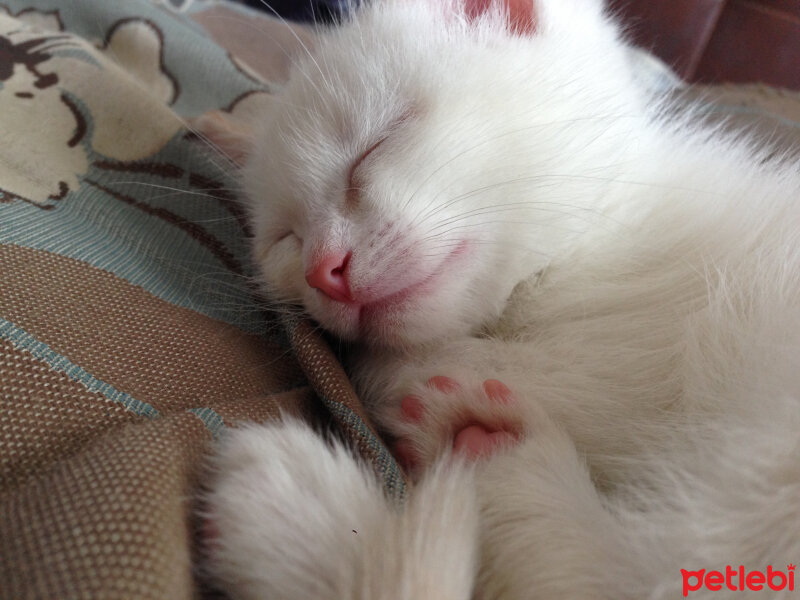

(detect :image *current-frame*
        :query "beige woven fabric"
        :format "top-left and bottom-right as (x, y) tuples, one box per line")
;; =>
(0, 243), (320, 599)
(0, 244), (403, 598)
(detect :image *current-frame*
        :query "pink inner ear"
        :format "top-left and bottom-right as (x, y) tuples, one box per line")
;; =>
(463, 0), (537, 34)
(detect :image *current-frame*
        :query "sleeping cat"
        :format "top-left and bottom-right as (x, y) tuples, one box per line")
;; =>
(198, 0), (800, 598)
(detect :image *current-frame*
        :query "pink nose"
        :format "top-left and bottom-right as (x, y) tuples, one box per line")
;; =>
(305, 251), (352, 302)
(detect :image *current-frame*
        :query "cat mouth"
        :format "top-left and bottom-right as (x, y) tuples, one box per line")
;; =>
(356, 240), (471, 334)
(360, 280), (419, 317)
(310, 240), (470, 342)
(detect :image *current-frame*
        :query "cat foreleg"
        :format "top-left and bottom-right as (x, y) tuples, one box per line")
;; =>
(205, 417), (480, 600)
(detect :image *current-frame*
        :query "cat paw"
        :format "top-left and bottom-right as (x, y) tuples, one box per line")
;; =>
(204, 418), (395, 599)
(390, 375), (525, 476)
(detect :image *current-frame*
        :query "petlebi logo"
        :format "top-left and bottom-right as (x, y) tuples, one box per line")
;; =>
(681, 564), (795, 596)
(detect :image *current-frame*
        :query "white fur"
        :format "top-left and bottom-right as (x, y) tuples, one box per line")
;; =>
(205, 0), (800, 598)
(206, 419), (478, 599)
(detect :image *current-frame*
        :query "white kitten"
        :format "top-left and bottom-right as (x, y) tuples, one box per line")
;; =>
(202, 0), (800, 598)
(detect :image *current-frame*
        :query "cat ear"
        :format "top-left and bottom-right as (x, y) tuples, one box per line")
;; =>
(191, 111), (252, 166)
(192, 9), (316, 84)
(463, 0), (537, 35)
(190, 92), (278, 167)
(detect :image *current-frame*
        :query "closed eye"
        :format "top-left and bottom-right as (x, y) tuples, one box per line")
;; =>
(276, 230), (298, 243)
(346, 137), (386, 208)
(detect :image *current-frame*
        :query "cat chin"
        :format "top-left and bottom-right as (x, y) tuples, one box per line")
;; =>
(309, 293), (469, 349)
(308, 300), (430, 347)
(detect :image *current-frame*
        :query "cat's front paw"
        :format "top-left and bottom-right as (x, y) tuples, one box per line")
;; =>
(389, 375), (525, 477)
(203, 419), (395, 599)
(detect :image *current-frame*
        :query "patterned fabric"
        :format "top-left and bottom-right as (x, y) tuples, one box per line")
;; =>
(0, 1), (403, 598)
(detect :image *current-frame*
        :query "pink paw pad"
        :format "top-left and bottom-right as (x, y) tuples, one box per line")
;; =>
(427, 375), (461, 393)
(400, 376), (460, 423)
(454, 379), (520, 460)
(482, 379), (514, 404)
(395, 376), (521, 473)
(453, 426), (517, 459)
(392, 439), (420, 472)
(400, 395), (424, 423)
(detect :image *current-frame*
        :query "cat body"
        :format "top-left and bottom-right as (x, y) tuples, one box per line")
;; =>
(202, 1), (800, 598)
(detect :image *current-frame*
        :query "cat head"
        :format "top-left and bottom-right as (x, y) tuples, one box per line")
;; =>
(204, 0), (647, 348)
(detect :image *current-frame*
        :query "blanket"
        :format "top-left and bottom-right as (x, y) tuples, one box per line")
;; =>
(2, 1), (800, 597)
(0, 1), (403, 598)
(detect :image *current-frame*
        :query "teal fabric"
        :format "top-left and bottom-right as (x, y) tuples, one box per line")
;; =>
(0, 0), (266, 333)
(0, 0), (407, 492)
(3, 0), (264, 116)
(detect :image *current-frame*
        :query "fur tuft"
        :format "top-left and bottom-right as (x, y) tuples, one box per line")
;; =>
(205, 418), (478, 600)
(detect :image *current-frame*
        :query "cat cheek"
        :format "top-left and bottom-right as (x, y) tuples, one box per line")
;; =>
(253, 231), (299, 263)
(258, 240), (305, 299)
(190, 110), (253, 167)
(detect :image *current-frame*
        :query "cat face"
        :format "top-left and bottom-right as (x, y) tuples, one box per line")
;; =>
(235, 0), (642, 348)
